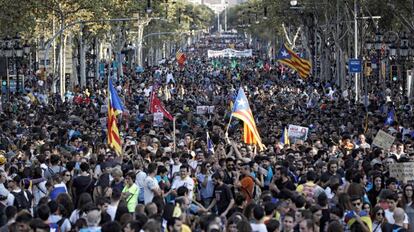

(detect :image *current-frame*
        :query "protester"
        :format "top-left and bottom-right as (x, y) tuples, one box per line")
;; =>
(1, 32), (414, 232)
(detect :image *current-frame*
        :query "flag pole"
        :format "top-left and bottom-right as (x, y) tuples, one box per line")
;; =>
(107, 69), (110, 151)
(225, 115), (233, 143)
(173, 117), (176, 152)
(206, 131), (208, 149)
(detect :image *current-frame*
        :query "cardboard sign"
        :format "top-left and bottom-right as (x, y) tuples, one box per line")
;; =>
(153, 112), (164, 127)
(389, 162), (414, 182)
(372, 130), (395, 150)
(288, 124), (309, 142)
(196, 106), (215, 115)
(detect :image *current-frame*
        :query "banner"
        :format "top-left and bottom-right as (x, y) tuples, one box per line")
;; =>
(288, 124), (309, 142)
(207, 49), (253, 58)
(372, 130), (395, 150)
(196, 106), (215, 115)
(389, 162), (414, 182)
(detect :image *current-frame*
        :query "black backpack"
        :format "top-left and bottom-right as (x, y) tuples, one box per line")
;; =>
(12, 190), (32, 211)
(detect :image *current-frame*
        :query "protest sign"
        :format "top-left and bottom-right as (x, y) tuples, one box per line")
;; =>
(153, 112), (164, 127)
(389, 162), (414, 182)
(288, 124), (309, 142)
(372, 130), (395, 150)
(196, 106), (215, 115)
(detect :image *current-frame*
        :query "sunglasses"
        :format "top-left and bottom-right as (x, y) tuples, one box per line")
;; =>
(377, 212), (384, 216)
(353, 202), (362, 206)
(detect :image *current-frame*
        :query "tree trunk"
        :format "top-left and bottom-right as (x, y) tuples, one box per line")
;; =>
(95, 37), (100, 82)
(79, 24), (86, 88)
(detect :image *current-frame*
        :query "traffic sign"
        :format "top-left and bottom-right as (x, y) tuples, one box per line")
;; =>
(349, 59), (362, 73)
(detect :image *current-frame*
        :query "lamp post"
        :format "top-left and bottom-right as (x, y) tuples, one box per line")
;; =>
(0, 36), (28, 96)
(0, 38), (12, 99)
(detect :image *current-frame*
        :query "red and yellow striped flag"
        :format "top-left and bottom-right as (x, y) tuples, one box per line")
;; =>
(277, 43), (312, 79)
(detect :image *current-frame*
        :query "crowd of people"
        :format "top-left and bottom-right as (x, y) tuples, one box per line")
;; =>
(0, 33), (414, 232)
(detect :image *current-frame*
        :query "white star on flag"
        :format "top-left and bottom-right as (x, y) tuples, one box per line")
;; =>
(237, 99), (246, 108)
(386, 117), (393, 124)
(281, 50), (289, 57)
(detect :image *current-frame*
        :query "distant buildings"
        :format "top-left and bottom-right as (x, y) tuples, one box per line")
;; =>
(194, 0), (247, 13)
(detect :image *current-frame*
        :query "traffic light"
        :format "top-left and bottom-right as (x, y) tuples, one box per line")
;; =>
(391, 65), (398, 81)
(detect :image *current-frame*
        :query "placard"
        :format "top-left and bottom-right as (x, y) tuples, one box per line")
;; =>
(372, 130), (395, 150)
(389, 162), (414, 182)
(196, 106), (215, 115)
(288, 124), (309, 142)
(153, 112), (164, 127)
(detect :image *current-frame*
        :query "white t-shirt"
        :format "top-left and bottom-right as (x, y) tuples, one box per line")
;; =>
(106, 203), (118, 221)
(384, 209), (409, 224)
(144, 87), (153, 97)
(172, 176), (194, 200)
(144, 176), (159, 204)
(250, 222), (268, 232)
(166, 73), (175, 83)
(135, 171), (147, 188)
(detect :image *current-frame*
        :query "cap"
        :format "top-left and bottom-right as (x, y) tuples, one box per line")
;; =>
(149, 130), (157, 136)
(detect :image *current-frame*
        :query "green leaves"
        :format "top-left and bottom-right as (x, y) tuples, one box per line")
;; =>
(0, 0), (214, 43)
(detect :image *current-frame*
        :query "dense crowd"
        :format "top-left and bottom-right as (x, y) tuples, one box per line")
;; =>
(0, 35), (414, 232)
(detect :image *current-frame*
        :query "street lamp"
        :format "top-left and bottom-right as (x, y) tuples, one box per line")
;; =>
(146, 0), (152, 14)
(290, 0), (298, 6)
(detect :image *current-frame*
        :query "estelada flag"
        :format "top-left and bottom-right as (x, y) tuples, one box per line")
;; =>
(149, 91), (174, 121)
(277, 43), (312, 79)
(107, 78), (124, 155)
(231, 87), (265, 151)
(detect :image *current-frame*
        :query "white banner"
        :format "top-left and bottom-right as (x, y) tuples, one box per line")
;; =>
(207, 49), (253, 58)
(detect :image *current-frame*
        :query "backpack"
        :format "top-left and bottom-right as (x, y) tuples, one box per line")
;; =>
(245, 176), (261, 202)
(252, 183), (261, 202)
(47, 166), (63, 179)
(11, 190), (32, 211)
